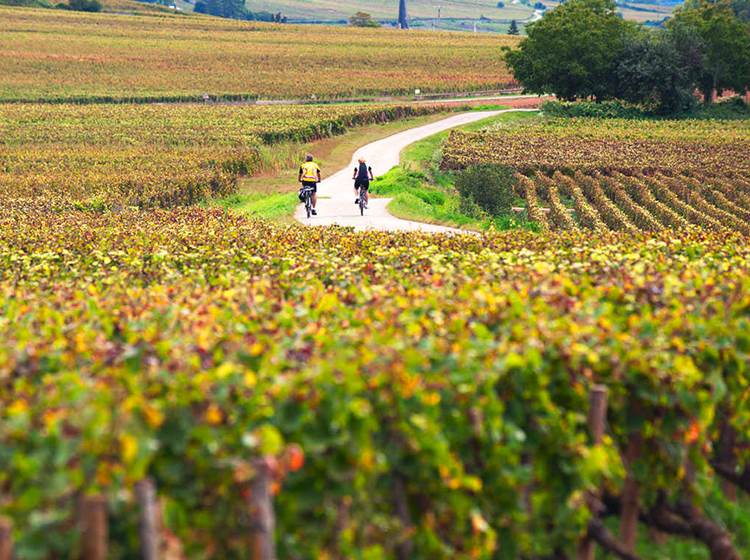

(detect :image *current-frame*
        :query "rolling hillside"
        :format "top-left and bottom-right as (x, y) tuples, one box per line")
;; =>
(247, 0), (676, 28)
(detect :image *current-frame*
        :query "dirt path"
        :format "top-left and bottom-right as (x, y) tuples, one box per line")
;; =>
(294, 109), (538, 232)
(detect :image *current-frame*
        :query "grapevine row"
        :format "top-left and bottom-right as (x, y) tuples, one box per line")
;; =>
(612, 171), (690, 229)
(511, 170), (750, 234)
(1, 209), (749, 558)
(514, 173), (550, 230)
(552, 171), (608, 233)
(534, 173), (579, 230)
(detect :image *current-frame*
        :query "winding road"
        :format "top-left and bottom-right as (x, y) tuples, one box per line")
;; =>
(294, 109), (538, 232)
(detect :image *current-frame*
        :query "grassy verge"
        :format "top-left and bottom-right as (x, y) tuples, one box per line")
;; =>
(370, 110), (541, 231)
(207, 112), (457, 222)
(211, 191), (298, 222)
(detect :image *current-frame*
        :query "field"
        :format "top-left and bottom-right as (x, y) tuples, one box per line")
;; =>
(0, 102), (448, 209)
(0, 7), (518, 103)
(1, 208), (749, 558)
(442, 117), (750, 233)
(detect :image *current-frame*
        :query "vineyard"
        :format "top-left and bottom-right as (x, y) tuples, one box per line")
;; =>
(0, 207), (748, 558)
(2, 7), (750, 552)
(0, 102), (447, 209)
(0, 7), (517, 103)
(442, 117), (750, 233)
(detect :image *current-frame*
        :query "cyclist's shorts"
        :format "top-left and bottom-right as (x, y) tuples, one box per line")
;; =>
(301, 181), (317, 193)
(354, 180), (370, 191)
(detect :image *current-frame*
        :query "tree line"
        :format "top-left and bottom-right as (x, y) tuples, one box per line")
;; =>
(505, 0), (750, 114)
(193, 0), (287, 22)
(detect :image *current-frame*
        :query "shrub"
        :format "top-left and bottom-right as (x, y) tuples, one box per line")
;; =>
(690, 96), (750, 120)
(66, 0), (102, 11)
(458, 195), (487, 219)
(454, 164), (517, 216)
(540, 100), (650, 119)
(349, 11), (380, 27)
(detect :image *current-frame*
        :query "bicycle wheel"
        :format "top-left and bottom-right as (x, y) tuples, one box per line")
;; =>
(305, 195), (311, 218)
(359, 188), (365, 216)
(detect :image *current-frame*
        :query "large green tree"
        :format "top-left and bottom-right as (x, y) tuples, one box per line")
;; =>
(615, 30), (697, 114)
(669, 0), (750, 103)
(504, 0), (639, 101)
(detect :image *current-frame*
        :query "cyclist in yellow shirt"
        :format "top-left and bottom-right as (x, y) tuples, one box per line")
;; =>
(298, 154), (321, 216)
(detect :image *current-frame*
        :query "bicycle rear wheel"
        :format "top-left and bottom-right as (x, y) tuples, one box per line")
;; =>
(359, 188), (365, 216)
(305, 195), (311, 218)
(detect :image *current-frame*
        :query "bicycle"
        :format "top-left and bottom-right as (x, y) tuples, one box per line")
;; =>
(357, 184), (368, 216)
(300, 185), (315, 218)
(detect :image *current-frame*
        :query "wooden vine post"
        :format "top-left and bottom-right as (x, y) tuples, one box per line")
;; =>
(248, 458), (276, 560)
(80, 495), (108, 560)
(136, 478), (160, 560)
(392, 472), (414, 560)
(577, 384), (608, 560)
(717, 414), (738, 503)
(620, 434), (643, 553)
(0, 517), (12, 560)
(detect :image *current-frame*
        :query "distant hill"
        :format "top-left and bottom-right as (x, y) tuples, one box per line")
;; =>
(242, 0), (678, 28)
(0, 0), (678, 30)
(0, 0), (189, 14)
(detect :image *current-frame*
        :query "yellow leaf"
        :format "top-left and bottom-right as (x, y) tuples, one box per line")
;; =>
(471, 511), (489, 533)
(8, 400), (29, 416)
(244, 371), (257, 388)
(143, 404), (164, 428)
(120, 434), (138, 463)
(215, 362), (236, 379)
(205, 404), (223, 425)
(316, 293), (338, 313)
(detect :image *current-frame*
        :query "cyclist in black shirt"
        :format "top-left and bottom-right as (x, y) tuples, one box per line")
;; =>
(353, 158), (374, 208)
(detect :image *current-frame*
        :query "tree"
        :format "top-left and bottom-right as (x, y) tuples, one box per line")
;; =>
(616, 29), (696, 113)
(64, 0), (101, 11)
(349, 11), (380, 27)
(193, 0), (246, 19)
(504, 0), (639, 101)
(669, 0), (750, 103)
(508, 19), (520, 34)
(731, 0), (750, 20)
(685, 0), (750, 21)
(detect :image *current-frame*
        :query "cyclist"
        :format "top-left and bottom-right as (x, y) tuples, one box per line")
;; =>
(298, 154), (321, 215)
(353, 158), (374, 208)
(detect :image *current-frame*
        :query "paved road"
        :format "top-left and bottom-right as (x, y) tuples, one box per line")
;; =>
(294, 109), (538, 232)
